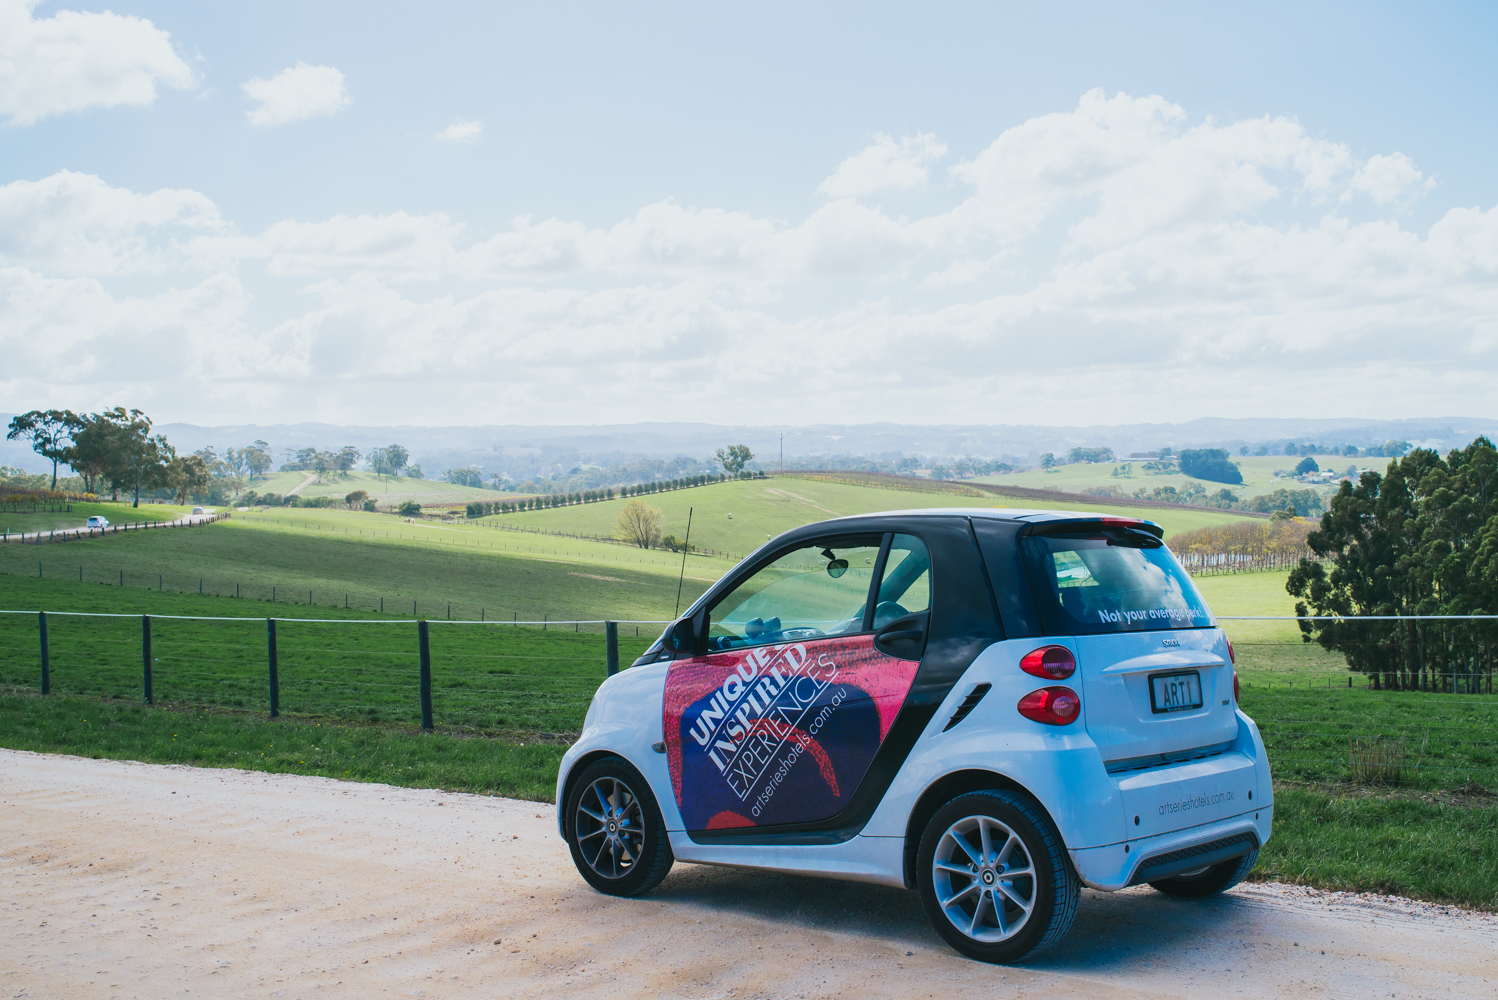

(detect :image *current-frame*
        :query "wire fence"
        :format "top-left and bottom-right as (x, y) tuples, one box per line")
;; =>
(4, 609), (1497, 788)
(0, 609), (668, 734)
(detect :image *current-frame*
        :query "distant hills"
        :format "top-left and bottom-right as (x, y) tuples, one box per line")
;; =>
(3, 415), (1494, 480)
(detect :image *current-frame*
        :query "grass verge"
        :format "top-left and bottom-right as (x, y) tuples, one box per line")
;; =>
(1253, 783), (1498, 908)
(0, 692), (565, 802)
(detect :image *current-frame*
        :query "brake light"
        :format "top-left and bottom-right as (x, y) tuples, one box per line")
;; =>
(1233, 670), (1240, 704)
(1020, 645), (1076, 680)
(1017, 686), (1081, 726)
(1227, 639), (1235, 664)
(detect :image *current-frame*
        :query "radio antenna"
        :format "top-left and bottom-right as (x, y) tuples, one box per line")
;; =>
(674, 506), (694, 618)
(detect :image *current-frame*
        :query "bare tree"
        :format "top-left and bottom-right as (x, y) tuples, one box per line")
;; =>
(614, 498), (663, 549)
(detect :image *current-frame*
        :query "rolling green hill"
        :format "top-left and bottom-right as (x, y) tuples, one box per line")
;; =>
(0, 509), (714, 624)
(488, 473), (1260, 554)
(248, 470), (509, 507)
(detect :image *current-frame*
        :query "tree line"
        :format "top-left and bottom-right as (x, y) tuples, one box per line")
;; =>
(1289, 436), (1498, 692)
(1169, 518), (1318, 576)
(5, 408), (275, 507)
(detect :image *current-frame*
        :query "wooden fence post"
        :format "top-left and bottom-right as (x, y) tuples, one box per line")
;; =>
(606, 621), (619, 677)
(142, 615), (153, 704)
(267, 618), (279, 718)
(38, 612), (50, 695)
(418, 620), (433, 730)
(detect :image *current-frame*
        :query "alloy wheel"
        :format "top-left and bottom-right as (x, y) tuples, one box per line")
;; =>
(574, 775), (645, 880)
(931, 814), (1038, 943)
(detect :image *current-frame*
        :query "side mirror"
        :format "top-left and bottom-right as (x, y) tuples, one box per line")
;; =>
(667, 614), (706, 656)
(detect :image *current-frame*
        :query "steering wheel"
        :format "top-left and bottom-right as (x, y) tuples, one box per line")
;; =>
(872, 600), (910, 630)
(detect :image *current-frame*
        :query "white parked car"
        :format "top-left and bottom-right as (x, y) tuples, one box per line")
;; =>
(85, 515), (109, 528)
(192, 506), (206, 515)
(557, 509), (1271, 963)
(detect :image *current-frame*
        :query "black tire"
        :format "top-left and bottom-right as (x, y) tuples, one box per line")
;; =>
(564, 756), (674, 896)
(916, 790), (1080, 964)
(1148, 849), (1258, 898)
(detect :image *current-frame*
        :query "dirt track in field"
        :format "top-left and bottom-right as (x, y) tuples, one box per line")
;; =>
(3, 748), (1496, 999)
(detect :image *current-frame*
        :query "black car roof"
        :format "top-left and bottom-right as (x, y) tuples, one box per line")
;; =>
(759, 506), (1162, 549)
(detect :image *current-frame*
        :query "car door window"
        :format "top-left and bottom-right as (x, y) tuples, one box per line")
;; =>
(707, 535), (883, 651)
(666, 529), (932, 833)
(871, 533), (931, 628)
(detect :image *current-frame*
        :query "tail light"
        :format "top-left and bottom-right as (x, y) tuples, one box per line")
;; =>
(1233, 671), (1240, 704)
(1227, 639), (1236, 664)
(1017, 686), (1081, 726)
(1020, 645), (1076, 680)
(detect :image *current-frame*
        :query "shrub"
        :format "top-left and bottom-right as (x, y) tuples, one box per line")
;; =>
(1178, 448), (1244, 485)
(362, 499), (377, 512)
(398, 500), (422, 517)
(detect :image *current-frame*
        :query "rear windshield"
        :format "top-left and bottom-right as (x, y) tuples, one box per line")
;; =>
(1019, 528), (1212, 635)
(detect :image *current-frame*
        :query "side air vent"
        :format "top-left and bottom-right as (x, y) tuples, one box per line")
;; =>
(943, 683), (992, 732)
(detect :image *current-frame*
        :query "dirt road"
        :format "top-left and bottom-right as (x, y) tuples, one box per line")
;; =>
(3, 749), (1495, 999)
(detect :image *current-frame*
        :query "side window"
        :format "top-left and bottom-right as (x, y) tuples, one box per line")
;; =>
(872, 533), (930, 628)
(707, 535), (883, 651)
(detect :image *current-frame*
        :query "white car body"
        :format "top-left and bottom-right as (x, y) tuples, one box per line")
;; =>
(86, 515), (109, 528)
(557, 508), (1272, 958)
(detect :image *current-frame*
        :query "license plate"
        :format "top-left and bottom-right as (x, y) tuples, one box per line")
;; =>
(1149, 671), (1203, 714)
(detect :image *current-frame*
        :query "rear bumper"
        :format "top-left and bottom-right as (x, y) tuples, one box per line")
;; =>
(1066, 710), (1272, 890)
(1069, 805), (1272, 891)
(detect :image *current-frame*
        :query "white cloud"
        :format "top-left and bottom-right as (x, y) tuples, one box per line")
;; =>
(0, 0), (193, 125)
(817, 132), (947, 198)
(3, 90), (1496, 425)
(0, 170), (225, 275)
(437, 118), (483, 142)
(1349, 152), (1435, 206)
(241, 62), (349, 126)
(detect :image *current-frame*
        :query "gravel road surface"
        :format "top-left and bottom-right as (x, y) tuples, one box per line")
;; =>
(3, 748), (1495, 999)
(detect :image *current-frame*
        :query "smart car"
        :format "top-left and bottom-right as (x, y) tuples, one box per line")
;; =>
(85, 515), (109, 528)
(556, 508), (1272, 963)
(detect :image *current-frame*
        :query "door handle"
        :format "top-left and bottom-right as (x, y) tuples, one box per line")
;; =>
(879, 628), (923, 642)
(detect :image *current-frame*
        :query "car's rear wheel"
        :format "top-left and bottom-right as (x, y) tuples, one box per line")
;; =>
(916, 790), (1079, 963)
(1147, 849), (1258, 898)
(565, 756), (673, 896)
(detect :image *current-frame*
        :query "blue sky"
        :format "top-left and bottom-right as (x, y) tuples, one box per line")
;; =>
(3, 1), (1496, 426)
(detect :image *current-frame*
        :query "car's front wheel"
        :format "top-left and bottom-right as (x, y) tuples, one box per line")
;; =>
(564, 756), (674, 896)
(916, 789), (1080, 963)
(1147, 849), (1258, 898)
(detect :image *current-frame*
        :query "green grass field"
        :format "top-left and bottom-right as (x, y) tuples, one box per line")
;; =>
(250, 469), (510, 507)
(0, 574), (654, 731)
(974, 454), (1358, 502)
(0, 508), (718, 623)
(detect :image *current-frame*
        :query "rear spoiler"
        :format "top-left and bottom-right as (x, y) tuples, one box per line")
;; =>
(1018, 516), (1165, 540)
